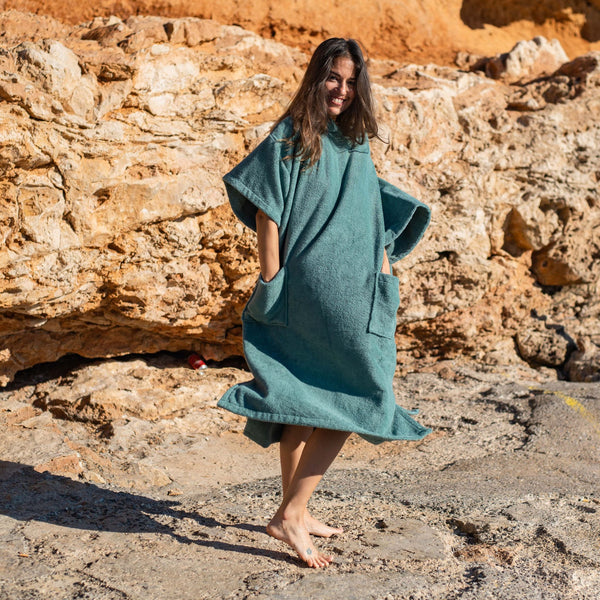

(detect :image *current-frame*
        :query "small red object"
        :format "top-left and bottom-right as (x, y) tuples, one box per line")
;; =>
(188, 353), (207, 370)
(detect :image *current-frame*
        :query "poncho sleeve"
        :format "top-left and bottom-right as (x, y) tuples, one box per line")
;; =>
(378, 177), (431, 264)
(223, 130), (292, 231)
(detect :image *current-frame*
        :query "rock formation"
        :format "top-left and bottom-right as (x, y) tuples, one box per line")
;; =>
(0, 11), (599, 385)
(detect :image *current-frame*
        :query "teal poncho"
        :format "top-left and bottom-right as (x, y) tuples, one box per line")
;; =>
(218, 117), (431, 447)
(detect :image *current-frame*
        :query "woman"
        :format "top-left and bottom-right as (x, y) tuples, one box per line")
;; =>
(218, 38), (431, 568)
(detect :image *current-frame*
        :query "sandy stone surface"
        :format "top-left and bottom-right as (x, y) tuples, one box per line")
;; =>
(1, 354), (599, 599)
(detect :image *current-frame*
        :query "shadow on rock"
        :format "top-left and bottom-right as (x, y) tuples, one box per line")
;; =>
(0, 461), (294, 564)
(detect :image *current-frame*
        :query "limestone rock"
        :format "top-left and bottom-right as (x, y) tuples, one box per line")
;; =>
(516, 325), (575, 369)
(484, 36), (569, 82)
(28, 354), (246, 430)
(565, 339), (600, 382)
(555, 52), (600, 89)
(0, 39), (97, 125)
(0, 12), (599, 384)
(361, 518), (447, 561)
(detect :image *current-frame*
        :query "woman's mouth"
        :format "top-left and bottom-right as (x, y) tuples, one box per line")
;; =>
(329, 96), (345, 106)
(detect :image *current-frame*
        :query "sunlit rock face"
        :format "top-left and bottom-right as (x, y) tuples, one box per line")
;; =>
(0, 12), (599, 384)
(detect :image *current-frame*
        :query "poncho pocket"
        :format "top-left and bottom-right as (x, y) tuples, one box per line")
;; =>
(244, 267), (288, 326)
(367, 272), (400, 339)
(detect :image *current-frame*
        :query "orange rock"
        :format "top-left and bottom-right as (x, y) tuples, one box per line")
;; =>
(3, 1), (600, 65)
(34, 454), (84, 476)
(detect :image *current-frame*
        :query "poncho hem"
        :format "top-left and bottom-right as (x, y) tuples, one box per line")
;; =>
(217, 395), (432, 448)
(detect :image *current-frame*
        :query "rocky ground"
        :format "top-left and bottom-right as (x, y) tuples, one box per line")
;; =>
(1, 353), (599, 599)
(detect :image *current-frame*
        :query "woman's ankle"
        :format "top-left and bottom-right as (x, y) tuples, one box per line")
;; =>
(275, 504), (305, 524)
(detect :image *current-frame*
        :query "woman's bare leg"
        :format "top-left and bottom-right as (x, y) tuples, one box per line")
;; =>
(279, 425), (344, 537)
(267, 428), (350, 567)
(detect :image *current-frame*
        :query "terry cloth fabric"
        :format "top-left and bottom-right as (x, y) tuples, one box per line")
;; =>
(217, 117), (432, 447)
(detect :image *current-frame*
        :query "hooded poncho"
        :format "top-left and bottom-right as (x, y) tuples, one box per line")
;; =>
(217, 117), (431, 447)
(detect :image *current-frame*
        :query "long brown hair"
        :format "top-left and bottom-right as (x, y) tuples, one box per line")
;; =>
(275, 38), (379, 166)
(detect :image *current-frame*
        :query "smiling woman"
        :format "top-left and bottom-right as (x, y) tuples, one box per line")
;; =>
(216, 37), (431, 568)
(271, 37), (379, 167)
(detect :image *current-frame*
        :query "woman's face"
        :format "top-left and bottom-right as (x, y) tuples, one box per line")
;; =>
(324, 56), (356, 118)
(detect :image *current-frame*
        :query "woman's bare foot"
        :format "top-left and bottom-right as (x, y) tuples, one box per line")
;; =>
(305, 512), (343, 538)
(267, 514), (333, 568)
